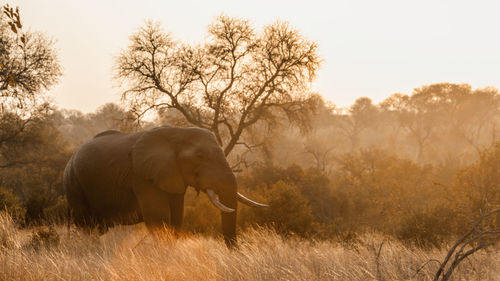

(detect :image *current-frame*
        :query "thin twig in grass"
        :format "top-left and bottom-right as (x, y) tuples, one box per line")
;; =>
(132, 233), (149, 251)
(375, 240), (385, 281)
(411, 259), (441, 278)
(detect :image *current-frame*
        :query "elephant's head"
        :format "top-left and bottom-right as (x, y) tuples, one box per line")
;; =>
(131, 126), (267, 245)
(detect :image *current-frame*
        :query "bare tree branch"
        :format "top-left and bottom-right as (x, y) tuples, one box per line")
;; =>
(434, 208), (500, 281)
(114, 16), (321, 158)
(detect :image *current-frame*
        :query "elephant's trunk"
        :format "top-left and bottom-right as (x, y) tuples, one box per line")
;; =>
(219, 176), (237, 247)
(220, 192), (237, 246)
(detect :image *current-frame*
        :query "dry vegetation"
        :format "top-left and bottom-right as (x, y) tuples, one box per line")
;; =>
(2, 6), (500, 281)
(0, 212), (498, 281)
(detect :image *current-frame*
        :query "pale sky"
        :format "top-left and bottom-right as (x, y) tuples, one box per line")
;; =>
(10, 0), (500, 112)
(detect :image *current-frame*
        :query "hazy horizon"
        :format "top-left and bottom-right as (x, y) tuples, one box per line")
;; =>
(10, 0), (500, 112)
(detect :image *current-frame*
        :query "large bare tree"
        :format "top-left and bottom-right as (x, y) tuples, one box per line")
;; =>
(115, 15), (321, 156)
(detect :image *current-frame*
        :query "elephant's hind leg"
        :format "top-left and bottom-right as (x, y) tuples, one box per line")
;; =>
(67, 186), (109, 235)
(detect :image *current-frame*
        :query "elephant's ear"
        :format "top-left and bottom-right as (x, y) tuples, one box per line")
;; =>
(131, 128), (186, 194)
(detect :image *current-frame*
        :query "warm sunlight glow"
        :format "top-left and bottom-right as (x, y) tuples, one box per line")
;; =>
(9, 0), (500, 112)
(2, 2), (499, 280)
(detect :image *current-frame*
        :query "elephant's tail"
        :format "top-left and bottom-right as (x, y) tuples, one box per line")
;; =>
(67, 205), (71, 238)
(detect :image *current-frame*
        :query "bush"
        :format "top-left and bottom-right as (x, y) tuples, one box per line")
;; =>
(240, 181), (313, 236)
(331, 149), (450, 236)
(239, 164), (337, 227)
(24, 191), (53, 226)
(0, 186), (25, 224)
(454, 142), (500, 215)
(396, 207), (457, 248)
(43, 196), (68, 224)
(24, 188), (66, 226)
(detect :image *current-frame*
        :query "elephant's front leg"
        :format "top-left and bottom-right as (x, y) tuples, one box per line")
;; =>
(167, 192), (184, 229)
(133, 180), (172, 232)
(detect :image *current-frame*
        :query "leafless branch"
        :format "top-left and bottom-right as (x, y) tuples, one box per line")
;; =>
(433, 208), (500, 281)
(114, 16), (321, 157)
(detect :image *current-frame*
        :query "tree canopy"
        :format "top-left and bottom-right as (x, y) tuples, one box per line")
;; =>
(115, 15), (321, 156)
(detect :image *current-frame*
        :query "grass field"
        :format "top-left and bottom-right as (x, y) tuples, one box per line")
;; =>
(0, 213), (498, 281)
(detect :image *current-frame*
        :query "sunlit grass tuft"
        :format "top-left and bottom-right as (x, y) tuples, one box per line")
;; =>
(0, 211), (21, 249)
(0, 212), (498, 280)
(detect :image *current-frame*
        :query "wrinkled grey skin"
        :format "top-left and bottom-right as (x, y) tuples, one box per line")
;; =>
(63, 126), (240, 245)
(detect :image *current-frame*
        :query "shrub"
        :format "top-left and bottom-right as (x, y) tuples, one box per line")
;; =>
(0, 186), (25, 224)
(43, 196), (68, 224)
(239, 164), (337, 226)
(396, 207), (456, 248)
(454, 142), (500, 215)
(241, 181), (314, 236)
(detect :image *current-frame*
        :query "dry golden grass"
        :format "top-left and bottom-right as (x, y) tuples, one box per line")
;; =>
(0, 212), (498, 281)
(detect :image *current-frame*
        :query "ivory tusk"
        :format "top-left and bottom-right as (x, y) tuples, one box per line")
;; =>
(237, 192), (269, 207)
(206, 189), (235, 213)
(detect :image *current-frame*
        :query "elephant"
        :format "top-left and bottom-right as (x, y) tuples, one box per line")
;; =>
(63, 126), (267, 246)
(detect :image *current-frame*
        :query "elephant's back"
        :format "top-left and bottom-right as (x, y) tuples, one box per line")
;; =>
(73, 132), (140, 182)
(69, 132), (144, 221)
